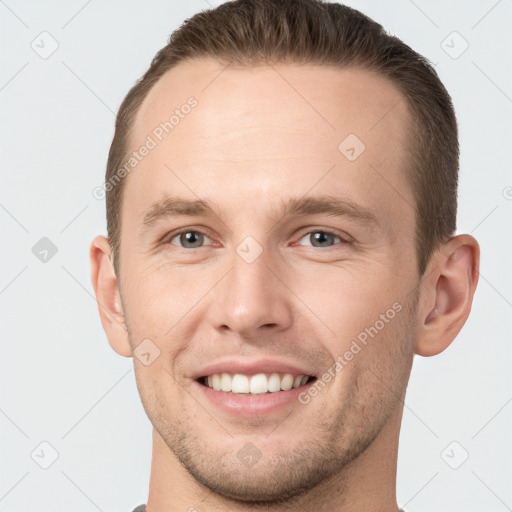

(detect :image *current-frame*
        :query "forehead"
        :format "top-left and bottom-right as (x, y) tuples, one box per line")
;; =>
(133, 58), (410, 154)
(123, 58), (414, 236)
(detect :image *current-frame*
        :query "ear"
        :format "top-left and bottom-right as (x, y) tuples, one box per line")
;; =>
(89, 235), (132, 357)
(415, 234), (480, 357)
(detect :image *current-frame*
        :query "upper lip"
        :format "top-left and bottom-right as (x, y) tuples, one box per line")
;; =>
(192, 358), (317, 379)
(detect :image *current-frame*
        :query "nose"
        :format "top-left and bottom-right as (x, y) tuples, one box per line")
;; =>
(208, 248), (294, 339)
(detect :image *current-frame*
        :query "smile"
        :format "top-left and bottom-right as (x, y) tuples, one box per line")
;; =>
(200, 372), (315, 394)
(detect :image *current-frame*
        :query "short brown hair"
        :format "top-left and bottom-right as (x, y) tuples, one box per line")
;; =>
(105, 0), (458, 277)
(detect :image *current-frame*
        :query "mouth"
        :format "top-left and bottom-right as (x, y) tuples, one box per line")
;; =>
(197, 372), (317, 394)
(192, 359), (320, 416)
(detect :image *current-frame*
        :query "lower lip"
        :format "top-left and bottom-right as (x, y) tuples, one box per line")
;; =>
(193, 380), (315, 416)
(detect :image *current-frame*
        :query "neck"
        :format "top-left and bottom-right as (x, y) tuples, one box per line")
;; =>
(145, 403), (404, 512)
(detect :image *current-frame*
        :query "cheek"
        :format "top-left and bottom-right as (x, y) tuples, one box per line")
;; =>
(122, 260), (201, 334)
(296, 263), (404, 336)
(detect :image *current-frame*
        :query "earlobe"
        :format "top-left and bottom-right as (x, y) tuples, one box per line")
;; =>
(89, 235), (132, 358)
(415, 235), (480, 357)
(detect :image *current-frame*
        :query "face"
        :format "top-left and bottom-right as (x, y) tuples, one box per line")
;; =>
(118, 59), (420, 501)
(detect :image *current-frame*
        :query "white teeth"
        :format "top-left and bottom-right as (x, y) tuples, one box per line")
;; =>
(221, 372), (232, 392)
(203, 372), (311, 394)
(268, 373), (281, 392)
(232, 374), (249, 393)
(280, 374), (294, 391)
(249, 373), (268, 394)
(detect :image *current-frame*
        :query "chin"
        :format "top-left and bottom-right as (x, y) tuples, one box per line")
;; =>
(183, 457), (330, 504)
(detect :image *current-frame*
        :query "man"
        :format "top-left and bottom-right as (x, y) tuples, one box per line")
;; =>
(90, 1), (480, 510)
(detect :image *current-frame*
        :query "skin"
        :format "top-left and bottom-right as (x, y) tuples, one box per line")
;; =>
(90, 59), (479, 511)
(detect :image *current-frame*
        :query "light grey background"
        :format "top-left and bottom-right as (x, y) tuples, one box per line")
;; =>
(1, 1), (511, 511)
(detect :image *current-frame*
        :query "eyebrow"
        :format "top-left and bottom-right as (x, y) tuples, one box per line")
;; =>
(139, 194), (380, 233)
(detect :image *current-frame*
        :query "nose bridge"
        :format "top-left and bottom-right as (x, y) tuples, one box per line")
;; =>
(214, 242), (293, 336)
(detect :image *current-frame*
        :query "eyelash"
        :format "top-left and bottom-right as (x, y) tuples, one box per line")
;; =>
(163, 227), (351, 249)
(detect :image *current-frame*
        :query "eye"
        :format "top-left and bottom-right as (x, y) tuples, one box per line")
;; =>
(167, 230), (212, 249)
(296, 229), (348, 248)
(162, 228), (350, 251)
